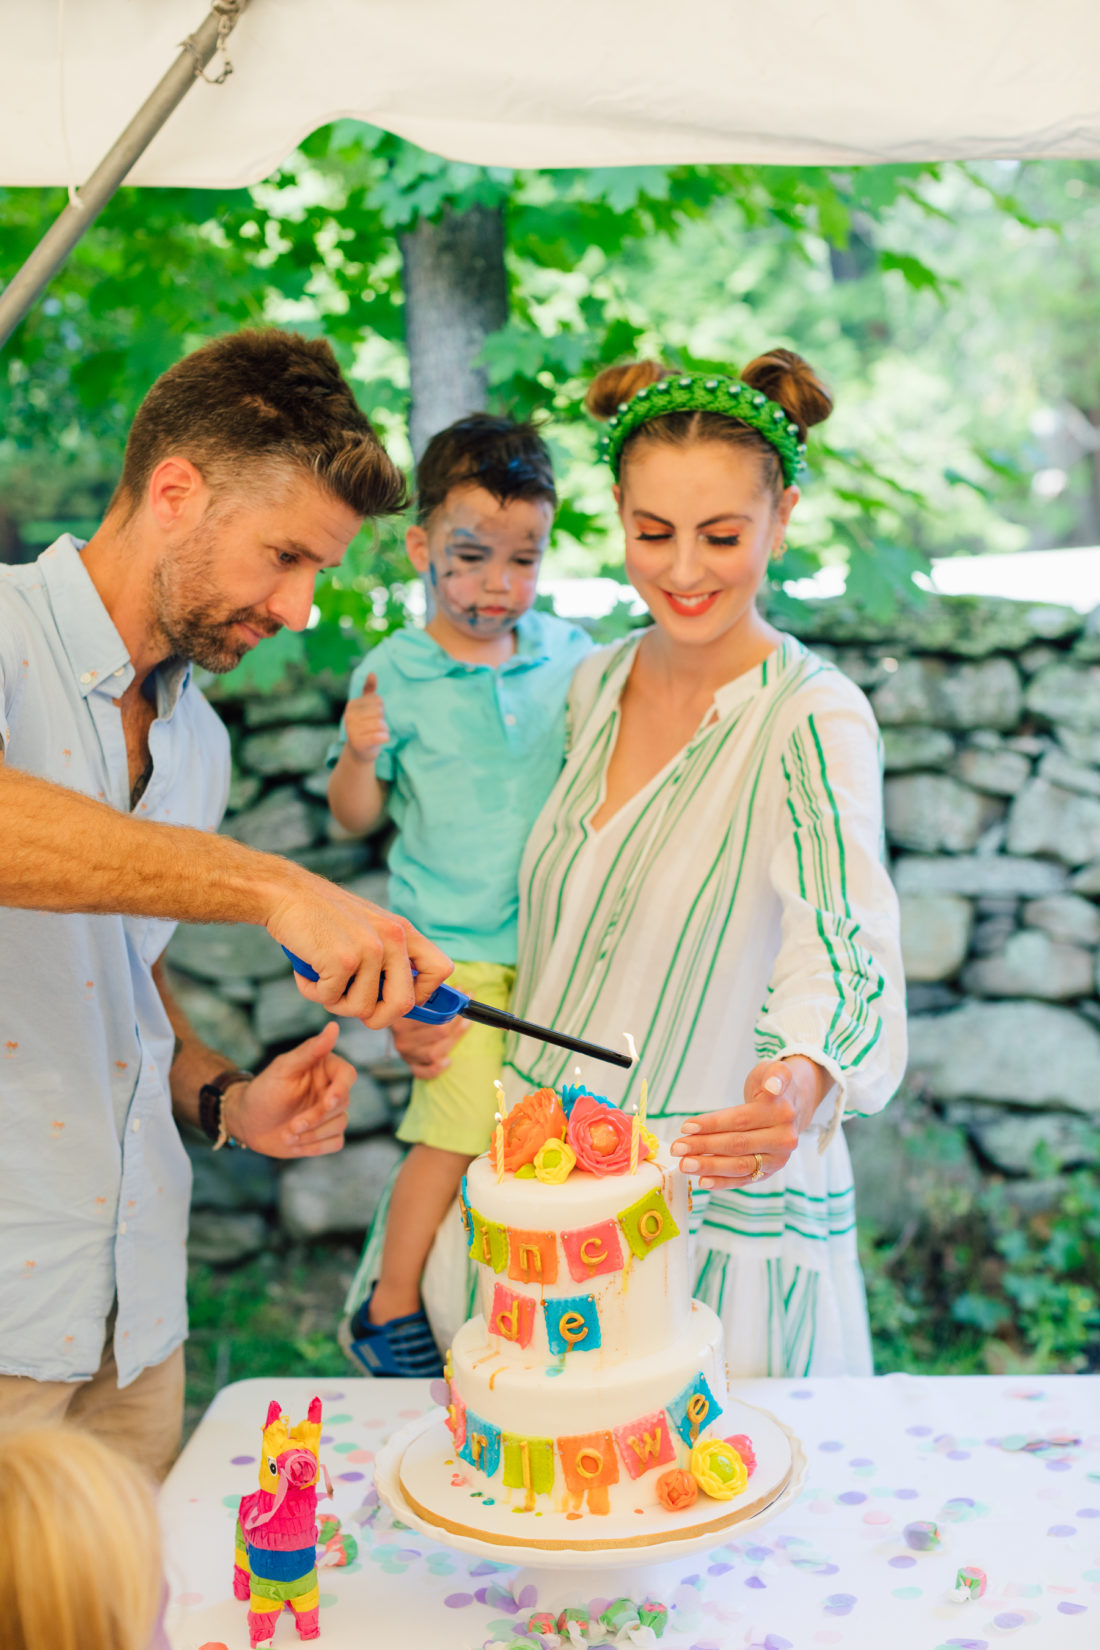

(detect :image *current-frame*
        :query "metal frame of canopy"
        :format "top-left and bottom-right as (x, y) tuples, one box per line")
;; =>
(0, 0), (249, 349)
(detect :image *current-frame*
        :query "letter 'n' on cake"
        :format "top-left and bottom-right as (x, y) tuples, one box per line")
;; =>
(506, 1227), (558, 1285)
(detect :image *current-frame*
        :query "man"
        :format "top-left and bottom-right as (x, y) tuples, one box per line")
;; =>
(0, 329), (450, 1476)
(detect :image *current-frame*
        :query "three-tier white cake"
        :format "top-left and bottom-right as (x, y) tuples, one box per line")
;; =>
(397, 1088), (794, 1551)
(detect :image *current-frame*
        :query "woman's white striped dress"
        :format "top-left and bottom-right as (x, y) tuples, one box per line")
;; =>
(502, 631), (907, 1377)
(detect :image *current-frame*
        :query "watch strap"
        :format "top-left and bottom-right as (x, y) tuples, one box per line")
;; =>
(198, 1068), (254, 1149)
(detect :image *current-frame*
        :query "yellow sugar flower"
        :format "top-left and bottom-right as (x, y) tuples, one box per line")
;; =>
(639, 1125), (660, 1161)
(689, 1438), (748, 1501)
(533, 1137), (577, 1184)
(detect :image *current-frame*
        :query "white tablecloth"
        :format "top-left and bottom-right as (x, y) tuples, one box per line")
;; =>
(161, 1373), (1100, 1650)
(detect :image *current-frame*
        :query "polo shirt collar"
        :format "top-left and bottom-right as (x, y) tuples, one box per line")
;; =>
(385, 610), (554, 680)
(39, 534), (193, 714)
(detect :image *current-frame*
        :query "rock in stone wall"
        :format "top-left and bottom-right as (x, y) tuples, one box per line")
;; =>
(164, 678), (410, 1260)
(172, 591), (1100, 1259)
(801, 592), (1100, 1236)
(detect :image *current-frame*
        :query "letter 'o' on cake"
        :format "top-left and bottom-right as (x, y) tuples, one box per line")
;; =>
(396, 1085), (795, 1549)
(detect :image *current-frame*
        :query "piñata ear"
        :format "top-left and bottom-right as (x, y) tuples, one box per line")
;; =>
(308, 1396), (322, 1424)
(265, 1399), (283, 1428)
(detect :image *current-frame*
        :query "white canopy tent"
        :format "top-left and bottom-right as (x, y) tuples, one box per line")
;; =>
(2, 0), (1100, 343)
(5, 0), (1100, 186)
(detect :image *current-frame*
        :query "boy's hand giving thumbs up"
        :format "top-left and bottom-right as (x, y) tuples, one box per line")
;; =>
(343, 672), (390, 764)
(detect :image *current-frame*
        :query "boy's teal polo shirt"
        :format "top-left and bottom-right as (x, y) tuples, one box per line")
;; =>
(329, 610), (591, 963)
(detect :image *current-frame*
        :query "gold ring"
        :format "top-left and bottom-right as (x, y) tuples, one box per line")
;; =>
(749, 1152), (764, 1182)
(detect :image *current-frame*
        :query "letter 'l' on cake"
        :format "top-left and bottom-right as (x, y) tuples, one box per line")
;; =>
(396, 1085), (795, 1550)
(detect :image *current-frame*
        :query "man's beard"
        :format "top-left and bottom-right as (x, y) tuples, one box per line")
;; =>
(152, 521), (282, 674)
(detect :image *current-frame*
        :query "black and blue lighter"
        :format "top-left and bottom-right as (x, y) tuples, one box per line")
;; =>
(281, 948), (633, 1070)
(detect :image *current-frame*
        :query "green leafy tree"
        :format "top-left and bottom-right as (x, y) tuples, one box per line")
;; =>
(0, 127), (1054, 667)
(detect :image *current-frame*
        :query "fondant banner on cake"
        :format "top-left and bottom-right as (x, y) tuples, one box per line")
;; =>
(618, 1186), (680, 1259)
(468, 1210), (508, 1273)
(458, 1410), (501, 1477)
(558, 1430), (620, 1515)
(488, 1282), (536, 1348)
(465, 1187), (678, 1283)
(543, 1292), (601, 1355)
(507, 1227), (558, 1286)
(502, 1431), (555, 1508)
(667, 1373), (720, 1446)
(612, 1410), (676, 1480)
(561, 1217), (625, 1283)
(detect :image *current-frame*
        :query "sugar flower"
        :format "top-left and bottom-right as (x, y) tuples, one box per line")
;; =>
(533, 1137), (577, 1184)
(655, 1467), (697, 1511)
(689, 1438), (748, 1501)
(501, 1087), (566, 1172)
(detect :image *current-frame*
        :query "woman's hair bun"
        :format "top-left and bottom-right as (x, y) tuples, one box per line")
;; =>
(740, 348), (833, 442)
(585, 359), (668, 421)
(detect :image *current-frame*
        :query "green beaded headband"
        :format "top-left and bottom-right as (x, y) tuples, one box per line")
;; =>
(598, 373), (808, 487)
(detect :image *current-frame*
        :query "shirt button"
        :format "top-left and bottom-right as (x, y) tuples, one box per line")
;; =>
(118, 1221), (127, 1235)
(504, 713), (517, 726)
(113, 667), (125, 679)
(80, 671), (93, 684)
(131, 1119), (141, 1133)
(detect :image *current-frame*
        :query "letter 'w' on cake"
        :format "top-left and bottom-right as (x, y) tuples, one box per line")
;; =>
(392, 1084), (798, 1549)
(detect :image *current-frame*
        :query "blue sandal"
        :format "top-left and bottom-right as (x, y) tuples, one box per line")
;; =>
(338, 1289), (444, 1378)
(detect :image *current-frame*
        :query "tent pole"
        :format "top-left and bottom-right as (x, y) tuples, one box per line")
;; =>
(0, 0), (250, 350)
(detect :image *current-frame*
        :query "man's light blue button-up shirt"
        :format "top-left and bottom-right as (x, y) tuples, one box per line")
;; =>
(328, 610), (592, 963)
(0, 537), (230, 1386)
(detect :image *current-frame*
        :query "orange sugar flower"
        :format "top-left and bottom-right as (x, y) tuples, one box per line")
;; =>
(501, 1087), (567, 1172)
(656, 1467), (698, 1512)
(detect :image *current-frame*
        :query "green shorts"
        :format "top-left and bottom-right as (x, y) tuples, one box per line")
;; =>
(395, 959), (515, 1157)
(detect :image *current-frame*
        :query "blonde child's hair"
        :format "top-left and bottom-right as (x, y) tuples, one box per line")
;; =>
(0, 1425), (163, 1650)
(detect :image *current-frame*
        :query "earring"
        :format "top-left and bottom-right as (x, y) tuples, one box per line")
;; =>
(771, 540), (788, 561)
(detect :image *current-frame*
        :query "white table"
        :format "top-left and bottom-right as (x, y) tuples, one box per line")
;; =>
(162, 1373), (1100, 1650)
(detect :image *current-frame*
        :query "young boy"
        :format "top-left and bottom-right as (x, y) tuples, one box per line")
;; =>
(327, 414), (591, 1376)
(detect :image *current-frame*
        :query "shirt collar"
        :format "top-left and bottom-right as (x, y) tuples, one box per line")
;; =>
(385, 610), (552, 680)
(712, 631), (804, 716)
(39, 535), (193, 713)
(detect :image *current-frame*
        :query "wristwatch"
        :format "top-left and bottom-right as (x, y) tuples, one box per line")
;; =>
(198, 1068), (254, 1151)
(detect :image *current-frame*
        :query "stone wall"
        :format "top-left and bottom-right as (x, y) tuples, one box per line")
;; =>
(167, 591), (1100, 1262)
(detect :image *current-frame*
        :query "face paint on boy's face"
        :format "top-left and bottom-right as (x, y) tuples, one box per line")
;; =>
(424, 497), (551, 639)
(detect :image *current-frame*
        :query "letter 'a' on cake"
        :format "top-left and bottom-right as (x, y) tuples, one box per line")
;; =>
(396, 1084), (795, 1548)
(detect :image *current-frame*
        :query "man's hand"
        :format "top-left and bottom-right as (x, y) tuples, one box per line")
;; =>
(391, 1012), (470, 1080)
(224, 1022), (355, 1157)
(265, 876), (452, 1028)
(343, 672), (389, 764)
(669, 1055), (830, 1189)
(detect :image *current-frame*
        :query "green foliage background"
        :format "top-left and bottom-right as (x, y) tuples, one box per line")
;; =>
(5, 131), (1100, 688)
(5, 134), (1100, 1378)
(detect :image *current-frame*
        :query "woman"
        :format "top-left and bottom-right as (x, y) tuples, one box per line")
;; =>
(404, 349), (906, 1377)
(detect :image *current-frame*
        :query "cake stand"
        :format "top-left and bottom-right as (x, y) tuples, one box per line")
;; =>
(375, 1404), (808, 1621)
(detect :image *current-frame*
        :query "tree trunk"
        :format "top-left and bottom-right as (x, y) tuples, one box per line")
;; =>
(400, 203), (508, 461)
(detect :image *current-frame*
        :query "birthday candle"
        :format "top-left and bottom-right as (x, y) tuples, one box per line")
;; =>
(639, 1075), (648, 1130)
(629, 1107), (640, 1175)
(493, 1111), (505, 1181)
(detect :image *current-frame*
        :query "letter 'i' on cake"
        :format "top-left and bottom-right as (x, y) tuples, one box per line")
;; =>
(396, 1084), (795, 1550)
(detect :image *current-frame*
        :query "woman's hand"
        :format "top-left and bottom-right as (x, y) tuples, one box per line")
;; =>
(670, 1055), (832, 1189)
(391, 1013), (471, 1081)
